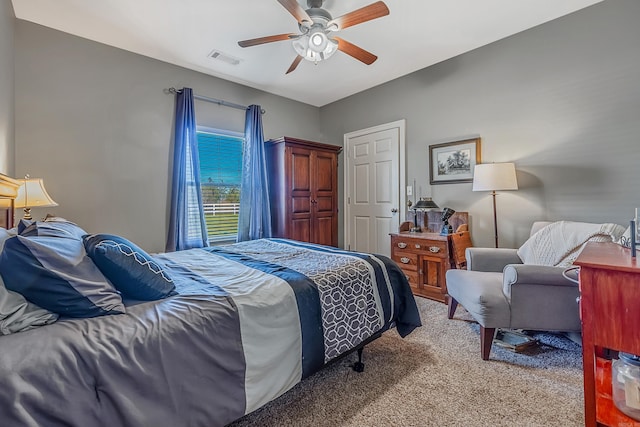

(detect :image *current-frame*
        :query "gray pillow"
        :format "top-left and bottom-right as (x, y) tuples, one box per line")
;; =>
(0, 228), (58, 334)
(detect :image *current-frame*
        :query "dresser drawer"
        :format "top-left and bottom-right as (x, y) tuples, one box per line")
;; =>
(391, 236), (447, 257)
(403, 270), (419, 292)
(413, 240), (448, 258)
(391, 236), (427, 253)
(391, 251), (418, 271)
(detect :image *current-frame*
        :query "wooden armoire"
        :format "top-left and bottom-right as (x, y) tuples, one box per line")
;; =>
(265, 136), (342, 247)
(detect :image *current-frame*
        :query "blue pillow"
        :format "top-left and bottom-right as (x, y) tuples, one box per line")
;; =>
(19, 218), (87, 240)
(0, 234), (125, 318)
(83, 234), (177, 301)
(16, 219), (33, 234)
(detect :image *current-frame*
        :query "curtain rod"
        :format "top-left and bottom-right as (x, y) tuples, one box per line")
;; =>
(167, 87), (265, 114)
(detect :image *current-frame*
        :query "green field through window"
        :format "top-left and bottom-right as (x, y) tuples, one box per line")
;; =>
(197, 129), (244, 242)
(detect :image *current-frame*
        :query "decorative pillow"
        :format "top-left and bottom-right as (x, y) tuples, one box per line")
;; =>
(19, 218), (87, 240)
(16, 219), (33, 234)
(0, 227), (58, 334)
(0, 232), (125, 318)
(84, 234), (177, 301)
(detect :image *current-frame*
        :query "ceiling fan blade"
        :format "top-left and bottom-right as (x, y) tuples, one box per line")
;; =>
(277, 0), (312, 25)
(327, 1), (389, 31)
(286, 55), (304, 74)
(238, 33), (298, 48)
(335, 37), (377, 65)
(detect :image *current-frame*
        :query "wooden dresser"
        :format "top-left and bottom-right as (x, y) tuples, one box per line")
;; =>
(389, 231), (453, 302)
(574, 242), (640, 427)
(265, 137), (342, 247)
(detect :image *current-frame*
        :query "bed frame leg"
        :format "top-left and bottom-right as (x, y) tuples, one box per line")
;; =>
(352, 347), (365, 372)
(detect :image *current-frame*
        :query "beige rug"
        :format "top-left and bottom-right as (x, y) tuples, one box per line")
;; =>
(229, 297), (584, 426)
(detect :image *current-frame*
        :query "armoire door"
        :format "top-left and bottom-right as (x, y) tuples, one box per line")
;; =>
(288, 146), (312, 243)
(312, 150), (338, 247)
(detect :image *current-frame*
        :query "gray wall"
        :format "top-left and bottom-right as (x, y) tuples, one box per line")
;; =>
(14, 21), (322, 252)
(320, 0), (640, 249)
(0, 0), (15, 176)
(12, 0), (640, 251)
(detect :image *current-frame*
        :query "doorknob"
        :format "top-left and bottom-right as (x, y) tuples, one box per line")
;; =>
(391, 208), (398, 213)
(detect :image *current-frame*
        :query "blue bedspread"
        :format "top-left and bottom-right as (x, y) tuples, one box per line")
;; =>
(0, 239), (420, 427)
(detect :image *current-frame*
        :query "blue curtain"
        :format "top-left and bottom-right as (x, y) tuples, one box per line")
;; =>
(237, 105), (272, 242)
(166, 88), (209, 251)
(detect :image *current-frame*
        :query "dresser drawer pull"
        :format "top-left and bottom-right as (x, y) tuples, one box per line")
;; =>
(400, 257), (411, 264)
(429, 246), (440, 253)
(397, 242), (407, 249)
(414, 244), (421, 249)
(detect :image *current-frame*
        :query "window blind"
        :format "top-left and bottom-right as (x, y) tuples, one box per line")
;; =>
(197, 130), (244, 242)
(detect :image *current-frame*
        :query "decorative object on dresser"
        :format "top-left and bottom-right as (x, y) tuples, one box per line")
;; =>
(14, 175), (58, 221)
(407, 209), (468, 235)
(410, 197), (439, 232)
(574, 242), (640, 427)
(390, 210), (468, 303)
(265, 136), (342, 247)
(472, 162), (518, 248)
(440, 207), (455, 235)
(429, 137), (481, 184)
(450, 229), (473, 269)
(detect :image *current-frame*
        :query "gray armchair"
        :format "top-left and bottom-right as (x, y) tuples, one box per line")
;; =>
(445, 222), (581, 360)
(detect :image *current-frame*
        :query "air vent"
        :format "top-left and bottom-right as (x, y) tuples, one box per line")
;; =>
(208, 50), (241, 66)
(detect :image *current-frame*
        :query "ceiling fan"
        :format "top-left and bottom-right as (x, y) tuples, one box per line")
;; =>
(238, 0), (390, 74)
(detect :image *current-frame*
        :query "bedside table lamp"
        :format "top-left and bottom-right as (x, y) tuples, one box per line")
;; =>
(411, 197), (439, 232)
(472, 163), (518, 248)
(14, 175), (58, 221)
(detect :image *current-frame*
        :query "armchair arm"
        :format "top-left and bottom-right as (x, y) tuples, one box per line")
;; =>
(466, 248), (521, 272)
(502, 264), (581, 331)
(502, 264), (577, 299)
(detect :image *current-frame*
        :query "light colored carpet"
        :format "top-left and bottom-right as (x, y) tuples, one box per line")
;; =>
(229, 297), (584, 426)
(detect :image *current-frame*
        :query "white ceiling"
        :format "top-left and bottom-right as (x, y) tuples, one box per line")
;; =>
(12, 0), (602, 107)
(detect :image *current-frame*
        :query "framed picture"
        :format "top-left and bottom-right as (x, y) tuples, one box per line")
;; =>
(429, 138), (481, 184)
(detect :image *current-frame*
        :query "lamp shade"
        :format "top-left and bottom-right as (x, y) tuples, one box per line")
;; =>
(413, 197), (439, 210)
(472, 163), (518, 192)
(14, 178), (58, 209)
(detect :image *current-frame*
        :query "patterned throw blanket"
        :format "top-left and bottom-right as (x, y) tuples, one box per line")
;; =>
(517, 221), (626, 267)
(213, 239), (388, 362)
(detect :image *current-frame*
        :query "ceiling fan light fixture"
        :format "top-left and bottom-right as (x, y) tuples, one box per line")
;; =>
(293, 32), (337, 63)
(310, 32), (326, 50)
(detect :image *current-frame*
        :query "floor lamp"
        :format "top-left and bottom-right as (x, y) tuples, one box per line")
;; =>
(472, 163), (518, 248)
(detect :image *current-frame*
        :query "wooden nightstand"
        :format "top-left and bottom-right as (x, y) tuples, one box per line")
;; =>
(575, 242), (640, 427)
(389, 231), (453, 302)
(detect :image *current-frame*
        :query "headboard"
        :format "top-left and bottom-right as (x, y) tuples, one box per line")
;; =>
(0, 173), (20, 229)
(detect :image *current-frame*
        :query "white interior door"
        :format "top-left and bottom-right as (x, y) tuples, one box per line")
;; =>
(344, 120), (405, 257)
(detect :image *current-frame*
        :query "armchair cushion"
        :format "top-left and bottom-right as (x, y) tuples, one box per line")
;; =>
(445, 270), (510, 328)
(466, 248), (521, 272)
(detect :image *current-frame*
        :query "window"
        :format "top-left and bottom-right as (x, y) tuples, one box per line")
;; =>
(196, 127), (244, 243)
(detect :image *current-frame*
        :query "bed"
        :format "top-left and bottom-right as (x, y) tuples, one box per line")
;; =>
(0, 174), (421, 427)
